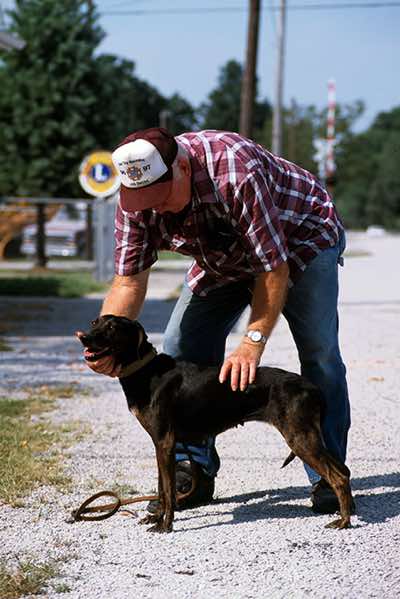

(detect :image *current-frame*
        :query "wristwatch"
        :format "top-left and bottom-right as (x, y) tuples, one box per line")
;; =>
(245, 330), (267, 344)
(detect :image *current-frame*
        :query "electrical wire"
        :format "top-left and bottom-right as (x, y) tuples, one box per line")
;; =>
(101, 2), (400, 17)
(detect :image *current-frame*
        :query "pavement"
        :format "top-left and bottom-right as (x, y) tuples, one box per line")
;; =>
(0, 231), (399, 598)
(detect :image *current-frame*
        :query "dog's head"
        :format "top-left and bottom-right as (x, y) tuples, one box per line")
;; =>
(76, 315), (151, 368)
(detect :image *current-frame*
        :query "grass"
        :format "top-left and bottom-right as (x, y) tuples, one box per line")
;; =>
(158, 250), (189, 261)
(0, 270), (107, 298)
(0, 559), (60, 599)
(0, 337), (13, 351)
(0, 384), (91, 505)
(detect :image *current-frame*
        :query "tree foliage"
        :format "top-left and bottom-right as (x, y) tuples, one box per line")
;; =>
(199, 60), (271, 133)
(0, 0), (197, 198)
(0, 0), (105, 196)
(335, 106), (400, 228)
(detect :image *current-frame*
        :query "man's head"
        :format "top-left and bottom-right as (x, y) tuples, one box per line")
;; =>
(112, 127), (191, 214)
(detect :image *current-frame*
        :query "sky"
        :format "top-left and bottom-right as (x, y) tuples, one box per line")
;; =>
(2, 1), (400, 132)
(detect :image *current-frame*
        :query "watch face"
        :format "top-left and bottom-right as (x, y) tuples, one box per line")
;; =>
(250, 331), (262, 342)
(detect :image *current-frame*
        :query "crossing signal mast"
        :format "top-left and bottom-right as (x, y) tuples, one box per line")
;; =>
(313, 79), (337, 196)
(325, 79), (337, 195)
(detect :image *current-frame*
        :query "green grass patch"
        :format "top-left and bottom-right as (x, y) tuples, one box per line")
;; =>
(0, 559), (59, 599)
(0, 385), (90, 505)
(0, 337), (13, 351)
(0, 271), (107, 298)
(158, 250), (189, 261)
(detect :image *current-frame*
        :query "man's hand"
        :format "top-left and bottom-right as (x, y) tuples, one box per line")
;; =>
(219, 339), (265, 392)
(85, 354), (122, 377)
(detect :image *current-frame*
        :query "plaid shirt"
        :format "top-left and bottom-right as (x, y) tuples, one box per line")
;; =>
(115, 130), (342, 296)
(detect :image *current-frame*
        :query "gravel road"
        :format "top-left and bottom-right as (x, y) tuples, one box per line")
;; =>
(0, 231), (399, 599)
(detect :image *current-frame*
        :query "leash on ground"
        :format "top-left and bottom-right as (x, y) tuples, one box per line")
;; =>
(71, 445), (198, 522)
(70, 490), (159, 521)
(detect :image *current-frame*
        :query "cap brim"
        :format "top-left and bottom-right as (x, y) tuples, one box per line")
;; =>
(119, 178), (173, 212)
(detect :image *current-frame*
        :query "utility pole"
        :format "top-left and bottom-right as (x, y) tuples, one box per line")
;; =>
(272, 0), (287, 156)
(239, 0), (260, 138)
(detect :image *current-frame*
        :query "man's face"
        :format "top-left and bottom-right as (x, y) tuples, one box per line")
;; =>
(134, 159), (192, 214)
(146, 159), (191, 215)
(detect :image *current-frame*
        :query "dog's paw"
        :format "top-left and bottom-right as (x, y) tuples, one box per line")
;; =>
(139, 514), (162, 525)
(147, 522), (173, 534)
(325, 517), (351, 530)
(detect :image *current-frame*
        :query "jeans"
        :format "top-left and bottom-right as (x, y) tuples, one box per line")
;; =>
(163, 231), (350, 484)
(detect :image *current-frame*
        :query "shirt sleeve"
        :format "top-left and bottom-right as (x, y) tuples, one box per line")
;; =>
(231, 171), (289, 272)
(114, 203), (157, 276)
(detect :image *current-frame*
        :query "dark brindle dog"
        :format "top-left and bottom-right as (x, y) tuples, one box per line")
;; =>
(76, 315), (353, 533)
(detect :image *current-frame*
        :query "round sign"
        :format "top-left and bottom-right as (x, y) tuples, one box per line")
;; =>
(79, 151), (121, 198)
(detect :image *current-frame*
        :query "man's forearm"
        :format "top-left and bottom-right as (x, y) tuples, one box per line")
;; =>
(101, 270), (150, 321)
(248, 262), (289, 341)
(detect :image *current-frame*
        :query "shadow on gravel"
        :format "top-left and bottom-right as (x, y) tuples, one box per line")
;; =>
(179, 472), (400, 530)
(351, 471), (400, 525)
(0, 298), (177, 337)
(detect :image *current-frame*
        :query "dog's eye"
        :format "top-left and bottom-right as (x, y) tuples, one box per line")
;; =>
(91, 318), (99, 326)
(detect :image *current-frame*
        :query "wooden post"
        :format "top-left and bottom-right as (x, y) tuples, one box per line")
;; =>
(272, 0), (287, 156)
(239, 0), (260, 138)
(35, 203), (47, 268)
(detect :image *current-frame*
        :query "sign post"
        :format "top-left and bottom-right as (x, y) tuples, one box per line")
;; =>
(78, 151), (120, 278)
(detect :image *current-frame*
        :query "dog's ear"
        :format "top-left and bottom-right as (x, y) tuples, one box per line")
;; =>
(134, 321), (151, 360)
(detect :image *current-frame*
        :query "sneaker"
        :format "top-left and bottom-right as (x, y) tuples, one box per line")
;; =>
(147, 461), (215, 514)
(311, 479), (355, 514)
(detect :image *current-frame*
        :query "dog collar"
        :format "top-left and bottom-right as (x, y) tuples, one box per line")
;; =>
(118, 347), (158, 378)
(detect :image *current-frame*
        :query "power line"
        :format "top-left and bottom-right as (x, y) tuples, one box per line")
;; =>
(101, 2), (400, 16)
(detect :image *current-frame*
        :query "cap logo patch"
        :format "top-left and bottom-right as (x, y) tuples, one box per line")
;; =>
(127, 164), (144, 182)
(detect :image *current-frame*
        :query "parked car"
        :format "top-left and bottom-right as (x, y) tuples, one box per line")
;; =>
(21, 206), (87, 258)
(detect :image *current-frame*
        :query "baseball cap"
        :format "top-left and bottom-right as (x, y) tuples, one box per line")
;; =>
(112, 127), (178, 211)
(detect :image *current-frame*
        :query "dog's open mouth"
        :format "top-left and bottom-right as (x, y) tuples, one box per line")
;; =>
(84, 347), (111, 362)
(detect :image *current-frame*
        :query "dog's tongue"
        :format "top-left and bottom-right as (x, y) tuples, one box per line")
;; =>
(83, 347), (110, 361)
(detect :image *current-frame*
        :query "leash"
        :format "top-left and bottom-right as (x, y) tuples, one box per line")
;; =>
(71, 448), (199, 523)
(71, 490), (159, 522)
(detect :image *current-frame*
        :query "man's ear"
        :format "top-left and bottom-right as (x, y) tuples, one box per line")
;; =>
(177, 157), (191, 178)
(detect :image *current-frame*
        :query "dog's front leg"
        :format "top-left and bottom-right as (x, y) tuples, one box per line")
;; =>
(147, 432), (175, 533)
(139, 460), (165, 526)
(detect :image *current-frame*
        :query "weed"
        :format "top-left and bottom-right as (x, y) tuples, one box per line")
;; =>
(0, 337), (13, 351)
(0, 559), (59, 599)
(0, 396), (75, 505)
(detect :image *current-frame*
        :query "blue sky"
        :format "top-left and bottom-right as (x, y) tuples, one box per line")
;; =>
(3, 1), (399, 132)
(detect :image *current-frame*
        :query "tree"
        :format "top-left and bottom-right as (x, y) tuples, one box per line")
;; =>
(334, 105), (400, 229)
(199, 60), (271, 134)
(165, 93), (198, 135)
(0, 0), (197, 198)
(0, 0), (105, 197)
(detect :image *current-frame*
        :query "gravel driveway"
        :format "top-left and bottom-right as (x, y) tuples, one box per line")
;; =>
(0, 232), (399, 599)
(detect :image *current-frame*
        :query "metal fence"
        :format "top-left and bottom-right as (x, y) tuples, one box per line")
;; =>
(0, 195), (118, 281)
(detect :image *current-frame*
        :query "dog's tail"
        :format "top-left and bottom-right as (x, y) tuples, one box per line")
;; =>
(281, 451), (296, 469)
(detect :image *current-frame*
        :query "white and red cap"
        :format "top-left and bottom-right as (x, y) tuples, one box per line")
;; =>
(112, 127), (178, 211)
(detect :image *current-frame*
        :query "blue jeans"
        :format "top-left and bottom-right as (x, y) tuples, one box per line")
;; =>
(163, 232), (350, 484)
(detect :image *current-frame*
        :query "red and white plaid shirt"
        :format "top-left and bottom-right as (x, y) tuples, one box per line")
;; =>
(115, 130), (342, 296)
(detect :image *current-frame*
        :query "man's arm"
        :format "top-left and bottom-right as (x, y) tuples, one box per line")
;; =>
(219, 261), (289, 391)
(101, 270), (150, 319)
(85, 269), (150, 376)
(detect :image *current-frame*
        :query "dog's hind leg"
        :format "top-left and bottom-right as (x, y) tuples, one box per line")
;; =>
(282, 427), (352, 530)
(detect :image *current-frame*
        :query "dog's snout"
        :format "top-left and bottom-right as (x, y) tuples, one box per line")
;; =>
(75, 331), (88, 344)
